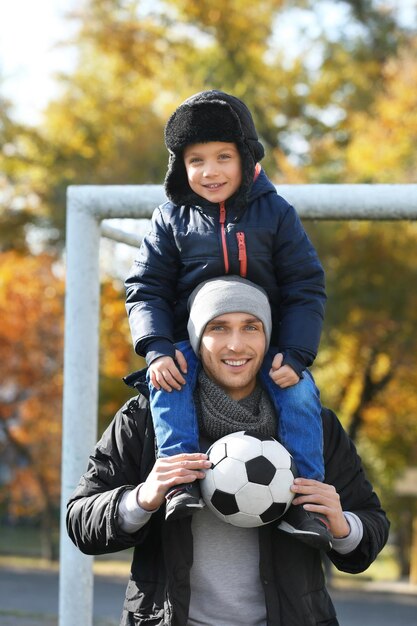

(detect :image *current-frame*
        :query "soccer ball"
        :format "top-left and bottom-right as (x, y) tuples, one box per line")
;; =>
(201, 430), (298, 528)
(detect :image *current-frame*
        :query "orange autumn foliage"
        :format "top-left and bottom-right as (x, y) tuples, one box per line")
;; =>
(0, 251), (64, 517)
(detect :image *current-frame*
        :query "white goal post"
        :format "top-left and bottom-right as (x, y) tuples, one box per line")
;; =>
(59, 183), (417, 626)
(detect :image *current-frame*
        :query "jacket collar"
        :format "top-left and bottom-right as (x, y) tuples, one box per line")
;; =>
(123, 368), (149, 398)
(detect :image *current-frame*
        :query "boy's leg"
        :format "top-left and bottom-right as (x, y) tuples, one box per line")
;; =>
(148, 340), (200, 457)
(259, 352), (324, 480)
(259, 352), (332, 551)
(148, 340), (204, 520)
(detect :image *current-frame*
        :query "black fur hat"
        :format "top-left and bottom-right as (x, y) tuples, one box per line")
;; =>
(164, 90), (264, 209)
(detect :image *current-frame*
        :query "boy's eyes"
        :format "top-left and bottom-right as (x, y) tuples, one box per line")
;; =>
(187, 153), (233, 164)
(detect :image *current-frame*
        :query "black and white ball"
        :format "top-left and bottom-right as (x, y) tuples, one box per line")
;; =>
(201, 430), (298, 527)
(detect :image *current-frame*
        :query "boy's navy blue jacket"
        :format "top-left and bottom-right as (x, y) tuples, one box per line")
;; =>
(125, 169), (326, 375)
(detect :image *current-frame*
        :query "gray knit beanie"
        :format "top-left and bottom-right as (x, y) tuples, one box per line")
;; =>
(187, 276), (272, 355)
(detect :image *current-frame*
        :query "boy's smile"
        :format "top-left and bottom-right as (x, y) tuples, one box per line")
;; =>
(183, 141), (242, 204)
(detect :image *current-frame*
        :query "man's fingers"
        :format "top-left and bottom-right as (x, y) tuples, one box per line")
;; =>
(292, 478), (337, 494)
(157, 453), (210, 472)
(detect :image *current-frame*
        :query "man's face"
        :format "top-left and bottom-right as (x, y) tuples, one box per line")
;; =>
(200, 312), (266, 401)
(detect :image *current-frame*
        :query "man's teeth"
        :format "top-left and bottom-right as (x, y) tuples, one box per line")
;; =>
(224, 359), (247, 366)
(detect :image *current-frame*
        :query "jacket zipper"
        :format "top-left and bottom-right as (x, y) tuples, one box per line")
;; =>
(219, 201), (230, 274)
(236, 232), (247, 278)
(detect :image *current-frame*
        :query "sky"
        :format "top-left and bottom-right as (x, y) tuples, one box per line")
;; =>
(0, 0), (78, 124)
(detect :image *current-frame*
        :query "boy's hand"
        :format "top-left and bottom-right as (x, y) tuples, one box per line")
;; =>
(269, 352), (300, 388)
(149, 350), (187, 392)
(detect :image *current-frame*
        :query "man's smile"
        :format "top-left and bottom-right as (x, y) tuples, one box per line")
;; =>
(223, 358), (249, 367)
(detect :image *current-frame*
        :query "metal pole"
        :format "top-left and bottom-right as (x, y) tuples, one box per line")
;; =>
(59, 188), (101, 626)
(278, 184), (417, 220)
(68, 183), (417, 220)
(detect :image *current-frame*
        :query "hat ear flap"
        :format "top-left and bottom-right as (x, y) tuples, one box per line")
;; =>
(164, 153), (191, 205)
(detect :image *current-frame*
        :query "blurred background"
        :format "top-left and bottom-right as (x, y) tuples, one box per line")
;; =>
(1, 0), (417, 589)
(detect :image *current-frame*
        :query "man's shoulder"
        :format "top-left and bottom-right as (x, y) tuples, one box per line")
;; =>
(321, 406), (345, 441)
(114, 391), (153, 451)
(123, 368), (149, 398)
(321, 406), (358, 477)
(120, 393), (149, 417)
(119, 370), (151, 427)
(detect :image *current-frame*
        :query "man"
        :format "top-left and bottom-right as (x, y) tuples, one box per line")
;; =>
(67, 277), (390, 626)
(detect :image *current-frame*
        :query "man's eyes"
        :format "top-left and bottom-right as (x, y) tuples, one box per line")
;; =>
(209, 325), (259, 332)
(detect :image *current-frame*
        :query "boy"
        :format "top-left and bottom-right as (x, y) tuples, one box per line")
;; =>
(125, 90), (328, 546)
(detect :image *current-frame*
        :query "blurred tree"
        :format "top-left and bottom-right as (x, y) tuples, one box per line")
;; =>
(309, 218), (417, 575)
(345, 40), (417, 182)
(98, 277), (140, 431)
(309, 37), (417, 453)
(0, 251), (135, 555)
(272, 0), (405, 182)
(0, 92), (48, 252)
(32, 0), (195, 240)
(0, 251), (64, 558)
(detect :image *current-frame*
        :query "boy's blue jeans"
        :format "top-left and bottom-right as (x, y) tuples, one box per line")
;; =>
(148, 340), (324, 481)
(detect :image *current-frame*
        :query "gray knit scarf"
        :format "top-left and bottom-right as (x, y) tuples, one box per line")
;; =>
(195, 369), (276, 441)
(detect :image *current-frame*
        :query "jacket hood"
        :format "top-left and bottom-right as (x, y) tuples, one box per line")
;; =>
(164, 90), (265, 211)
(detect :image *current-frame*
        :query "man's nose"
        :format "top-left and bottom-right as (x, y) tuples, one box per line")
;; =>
(226, 332), (244, 351)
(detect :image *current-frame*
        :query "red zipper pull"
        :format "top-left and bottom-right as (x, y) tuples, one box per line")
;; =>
(219, 202), (226, 224)
(237, 231), (247, 278)
(219, 202), (230, 273)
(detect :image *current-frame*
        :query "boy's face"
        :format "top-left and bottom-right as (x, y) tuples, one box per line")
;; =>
(183, 141), (242, 204)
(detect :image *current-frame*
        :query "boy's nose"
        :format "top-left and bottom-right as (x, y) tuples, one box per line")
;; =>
(203, 161), (218, 177)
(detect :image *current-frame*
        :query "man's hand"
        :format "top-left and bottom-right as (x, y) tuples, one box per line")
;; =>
(149, 349), (188, 391)
(291, 478), (351, 538)
(269, 352), (300, 388)
(138, 453), (211, 511)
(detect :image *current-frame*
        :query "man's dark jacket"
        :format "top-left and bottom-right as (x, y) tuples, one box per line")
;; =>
(124, 169), (326, 375)
(67, 385), (389, 626)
